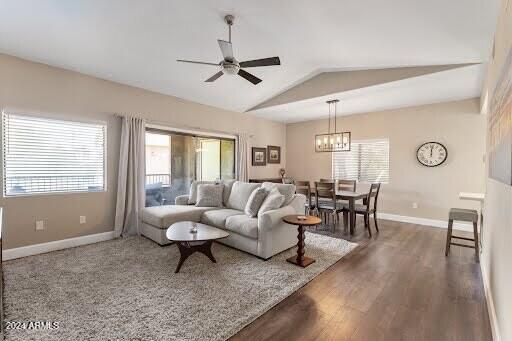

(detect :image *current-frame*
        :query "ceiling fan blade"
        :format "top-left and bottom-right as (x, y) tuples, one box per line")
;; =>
(205, 71), (224, 82)
(177, 59), (219, 66)
(218, 40), (234, 61)
(239, 57), (281, 68)
(238, 69), (262, 85)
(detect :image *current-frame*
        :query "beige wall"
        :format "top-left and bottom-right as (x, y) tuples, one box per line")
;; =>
(286, 98), (486, 220)
(0, 54), (286, 249)
(481, 1), (512, 340)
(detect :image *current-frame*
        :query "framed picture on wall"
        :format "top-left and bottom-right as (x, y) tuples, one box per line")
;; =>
(252, 147), (267, 166)
(488, 46), (512, 185)
(267, 145), (281, 164)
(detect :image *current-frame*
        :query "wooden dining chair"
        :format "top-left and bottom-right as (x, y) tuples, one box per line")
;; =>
(314, 181), (338, 232)
(337, 179), (356, 192)
(336, 179), (357, 226)
(355, 183), (381, 237)
(319, 178), (334, 183)
(295, 180), (314, 215)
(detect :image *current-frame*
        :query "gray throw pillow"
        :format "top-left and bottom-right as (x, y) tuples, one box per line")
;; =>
(188, 181), (215, 204)
(244, 187), (268, 217)
(258, 188), (285, 215)
(261, 182), (296, 206)
(195, 184), (224, 207)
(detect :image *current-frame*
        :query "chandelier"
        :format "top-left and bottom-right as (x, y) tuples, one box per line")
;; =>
(315, 99), (351, 152)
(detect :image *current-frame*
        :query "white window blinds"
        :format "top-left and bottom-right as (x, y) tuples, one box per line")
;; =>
(2, 113), (106, 196)
(332, 139), (389, 183)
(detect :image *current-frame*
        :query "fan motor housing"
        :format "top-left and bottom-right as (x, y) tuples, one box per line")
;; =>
(221, 60), (240, 75)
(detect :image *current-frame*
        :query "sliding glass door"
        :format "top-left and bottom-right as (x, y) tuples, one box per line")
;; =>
(145, 129), (235, 207)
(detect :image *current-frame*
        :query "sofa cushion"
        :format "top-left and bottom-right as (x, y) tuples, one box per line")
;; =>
(244, 187), (268, 217)
(225, 215), (258, 239)
(141, 205), (218, 228)
(258, 188), (285, 215)
(195, 184), (224, 207)
(261, 182), (296, 206)
(226, 181), (261, 211)
(188, 181), (215, 205)
(200, 209), (242, 229)
(216, 179), (236, 206)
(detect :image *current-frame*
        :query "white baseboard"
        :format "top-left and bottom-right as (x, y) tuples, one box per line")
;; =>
(2, 231), (115, 261)
(379, 213), (473, 231)
(480, 262), (501, 341)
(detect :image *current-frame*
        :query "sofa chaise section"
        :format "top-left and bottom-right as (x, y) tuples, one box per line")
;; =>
(140, 205), (219, 245)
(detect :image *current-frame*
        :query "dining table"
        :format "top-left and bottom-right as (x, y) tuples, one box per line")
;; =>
(336, 190), (368, 235)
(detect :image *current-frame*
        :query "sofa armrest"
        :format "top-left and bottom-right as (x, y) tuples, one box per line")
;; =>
(258, 194), (306, 230)
(175, 195), (190, 205)
(258, 205), (296, 231)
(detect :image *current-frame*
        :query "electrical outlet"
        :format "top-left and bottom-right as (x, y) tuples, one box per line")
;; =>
(80, 216), (86, 224)
(35, 220), (45, 231)
(412, 202), (418, 209)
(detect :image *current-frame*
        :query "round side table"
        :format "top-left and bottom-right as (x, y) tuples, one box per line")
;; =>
(282, 215), (322, 268)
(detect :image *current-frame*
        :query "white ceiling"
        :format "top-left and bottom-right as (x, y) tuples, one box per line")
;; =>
(250, 64), (486, 123)
(0, 0), (498, 121)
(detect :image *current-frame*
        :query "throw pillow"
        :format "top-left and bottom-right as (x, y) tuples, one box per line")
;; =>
(261, 182), (296, 206)
(188, 181), (214, 204)
(258, 188), (285, 215)
(244, 187), (268, 217)
(226, 181), (261, 211)
(195, 184), (224, 207)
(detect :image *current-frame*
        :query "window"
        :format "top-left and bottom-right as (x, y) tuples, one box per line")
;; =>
(332, 139), (389, 183)
(2, 113), (106, 196)
(144, 128), (236, 207)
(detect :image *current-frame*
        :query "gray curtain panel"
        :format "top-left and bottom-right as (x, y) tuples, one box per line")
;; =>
(114, 116), (146, 237)
(237, 132), (248, 182)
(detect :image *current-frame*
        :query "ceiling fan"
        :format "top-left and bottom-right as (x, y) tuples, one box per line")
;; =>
(177, 15), (280, 85)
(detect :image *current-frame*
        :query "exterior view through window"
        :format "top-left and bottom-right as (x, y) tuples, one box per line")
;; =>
(332, 139), (389, 183)
(145, 129), (235, 207)
(2, 112), (106, 196)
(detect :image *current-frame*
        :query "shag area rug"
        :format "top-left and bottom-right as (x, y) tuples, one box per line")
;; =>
(4, 233), (357, 341)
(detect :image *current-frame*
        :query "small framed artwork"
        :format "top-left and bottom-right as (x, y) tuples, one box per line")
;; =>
(252, 147), (267, 166)
(267, 145), (281, 164)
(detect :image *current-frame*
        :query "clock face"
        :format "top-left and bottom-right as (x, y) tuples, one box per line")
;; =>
(416, 142), (447, 167)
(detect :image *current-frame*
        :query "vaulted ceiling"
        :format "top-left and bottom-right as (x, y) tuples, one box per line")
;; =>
(0, 1), (499, 122)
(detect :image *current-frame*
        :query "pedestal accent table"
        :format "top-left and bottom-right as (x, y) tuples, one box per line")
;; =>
(282, 215), (322, 268)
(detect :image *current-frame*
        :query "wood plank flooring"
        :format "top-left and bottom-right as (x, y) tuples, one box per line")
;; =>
(230, 219), (492, 341)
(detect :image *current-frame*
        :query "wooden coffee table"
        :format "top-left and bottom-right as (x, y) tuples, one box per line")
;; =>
(283, 215), (322, 268)
(166, 221), (229, 273)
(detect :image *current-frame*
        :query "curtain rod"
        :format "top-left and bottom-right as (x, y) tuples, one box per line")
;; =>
(113, 113), (254, 138)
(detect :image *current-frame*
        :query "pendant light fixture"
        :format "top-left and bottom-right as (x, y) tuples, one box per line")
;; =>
(315, 99), (351, 152)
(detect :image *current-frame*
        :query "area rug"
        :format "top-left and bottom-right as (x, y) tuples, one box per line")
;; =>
(4, 233), (357, 341)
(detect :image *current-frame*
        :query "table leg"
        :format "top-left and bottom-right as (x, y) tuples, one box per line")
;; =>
(349, 198), (355, 235)
(287, 225), (315, 267)
(175, 240), (216, 273)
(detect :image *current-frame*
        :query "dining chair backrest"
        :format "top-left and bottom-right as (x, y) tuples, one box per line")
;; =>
(319, 178), (334, 183)
(366, 183), (381, 212)
(295, 180), (311, 198)
(314, 181), (336, 207)
(337, 179), (356, 192)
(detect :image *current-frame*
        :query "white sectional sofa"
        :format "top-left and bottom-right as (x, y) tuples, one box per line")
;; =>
(140, 181), (306, 259)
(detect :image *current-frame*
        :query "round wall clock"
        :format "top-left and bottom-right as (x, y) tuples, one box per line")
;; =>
(416, 142), (448, 167)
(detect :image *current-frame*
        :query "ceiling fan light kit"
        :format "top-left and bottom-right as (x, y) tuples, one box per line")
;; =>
(315, 99), (351, 152)
(177, 15), (281, 85)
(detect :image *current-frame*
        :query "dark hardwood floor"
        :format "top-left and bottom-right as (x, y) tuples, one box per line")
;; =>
(230, 219), (492, 341)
